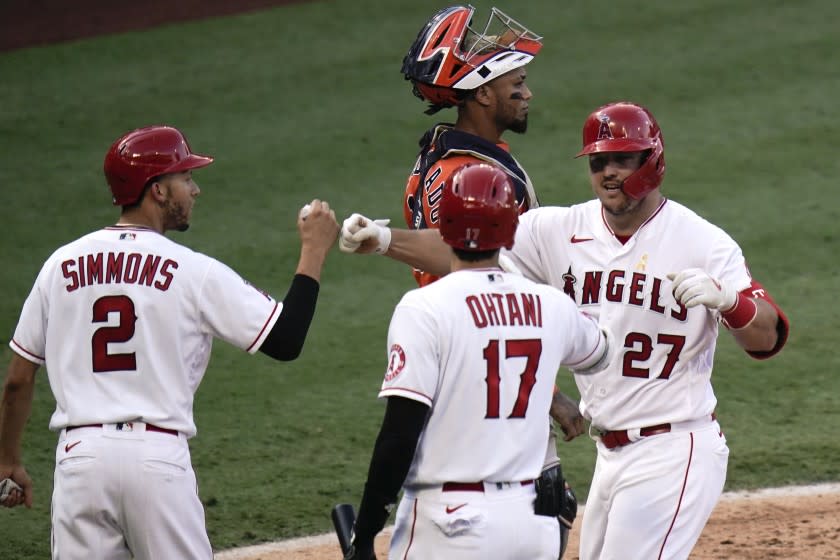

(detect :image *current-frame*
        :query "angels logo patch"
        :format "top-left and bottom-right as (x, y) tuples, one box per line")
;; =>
(596, 114), (613, 140)
(385, 344), (406, 382)
(562, 265), (577, 300)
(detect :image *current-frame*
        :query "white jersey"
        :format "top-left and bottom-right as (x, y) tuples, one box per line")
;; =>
(9, 225), (281, 437)
(379, 268), (606, 486)
(503, 198), (752, 430)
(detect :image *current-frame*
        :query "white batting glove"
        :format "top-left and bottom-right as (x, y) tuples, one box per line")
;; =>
(498, 254), (523, 275)
(667, 268), (736, 311)
(339, 213), (391, 254)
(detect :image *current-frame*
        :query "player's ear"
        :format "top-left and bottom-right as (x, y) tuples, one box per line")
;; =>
(473, 84), (493, 107)
(148, 178), (167, 201)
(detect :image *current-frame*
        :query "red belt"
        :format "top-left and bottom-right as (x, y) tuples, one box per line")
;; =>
(66, 423), (178, 437)
(600, 424), (671, 449)
(599, 413), (717, 450)
(442, 480), (534, 492)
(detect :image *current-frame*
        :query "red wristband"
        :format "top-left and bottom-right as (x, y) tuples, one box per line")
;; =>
(721, 293), (758, 329)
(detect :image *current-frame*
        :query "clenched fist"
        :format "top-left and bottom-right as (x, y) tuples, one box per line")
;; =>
(667, 268), (736, 311)
(339, 213), (391, 254)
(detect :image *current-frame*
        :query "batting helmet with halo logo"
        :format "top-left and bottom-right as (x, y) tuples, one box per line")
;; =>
(576, 101), (665, 200)
(104, 125), (214, 206)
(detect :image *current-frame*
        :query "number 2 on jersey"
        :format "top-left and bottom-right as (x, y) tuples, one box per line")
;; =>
(483, 338), (542, 418)
(91, 295), (138, 372)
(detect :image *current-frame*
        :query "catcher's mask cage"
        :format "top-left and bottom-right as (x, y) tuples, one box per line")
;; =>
(439, 162), (519, 251)
(575, 101), (666, 200)
(401, 5), (543, 113)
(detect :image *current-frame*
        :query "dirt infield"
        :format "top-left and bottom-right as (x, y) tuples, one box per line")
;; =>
(216, 485), (840, 559)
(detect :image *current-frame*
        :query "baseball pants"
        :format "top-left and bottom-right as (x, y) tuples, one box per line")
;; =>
(390, 481), (560, 559)
(52, 423), (212, 560)
(579, 419), (729, 560)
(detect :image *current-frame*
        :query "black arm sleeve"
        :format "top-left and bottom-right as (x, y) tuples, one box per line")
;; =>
(353, 396), (430, 546)
(258, 274), (319, 361)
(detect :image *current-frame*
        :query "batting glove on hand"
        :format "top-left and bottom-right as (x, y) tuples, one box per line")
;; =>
(339, 213), (391, 254)
(667, 268), (736, 311)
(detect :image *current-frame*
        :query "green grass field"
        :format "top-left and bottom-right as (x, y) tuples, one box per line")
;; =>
(1, 0), (838, 557)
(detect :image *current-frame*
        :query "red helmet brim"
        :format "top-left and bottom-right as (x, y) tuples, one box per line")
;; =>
(575, 138), (657, 158)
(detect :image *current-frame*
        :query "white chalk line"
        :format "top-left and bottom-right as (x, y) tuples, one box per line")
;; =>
(213, 482), (840, 559)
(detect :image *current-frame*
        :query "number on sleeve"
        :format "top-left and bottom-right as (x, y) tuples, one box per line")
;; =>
(91, 295), (138, 372)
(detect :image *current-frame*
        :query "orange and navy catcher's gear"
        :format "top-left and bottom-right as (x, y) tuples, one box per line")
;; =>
(439, 162), (518, 251)
(575, 101), (665, 200)
(401, 5), (542, 113)
(403, 124), (539, 286)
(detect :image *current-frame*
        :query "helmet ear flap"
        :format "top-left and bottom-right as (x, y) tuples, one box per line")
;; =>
(622, 138), (665, 199)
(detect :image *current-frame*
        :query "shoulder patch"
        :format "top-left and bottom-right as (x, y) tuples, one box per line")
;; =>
(385, 344), (406, 381)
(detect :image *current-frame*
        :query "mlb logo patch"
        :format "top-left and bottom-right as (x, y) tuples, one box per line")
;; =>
(119, 232), (136, 241)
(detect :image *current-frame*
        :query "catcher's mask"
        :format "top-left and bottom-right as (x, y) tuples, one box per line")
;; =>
(104, 125), (214, 206)
(575, 101), (665, 200)
(401, 5), (542, 113)
(439, 162), (518, 251)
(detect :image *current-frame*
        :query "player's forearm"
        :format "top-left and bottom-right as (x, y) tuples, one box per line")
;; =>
(294, 247), (330, 282)
(385, 228), (451, 276)
(0, 356), (37, 464)
(730, 298), (784, 353)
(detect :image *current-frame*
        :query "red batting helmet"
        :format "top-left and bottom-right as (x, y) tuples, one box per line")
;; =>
(104, 125), (214, 206)
(576, 101), (665, 200)
(440, 163), (518, 251)
(401, 6), (542, 111)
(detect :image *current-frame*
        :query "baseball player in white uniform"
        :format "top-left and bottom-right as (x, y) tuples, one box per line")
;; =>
(342, 163), (612, 560)
(0, 125), (340, 559)
(339, 101), (789, 559)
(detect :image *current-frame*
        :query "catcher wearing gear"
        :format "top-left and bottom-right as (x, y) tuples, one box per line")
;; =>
(340, 8), (581, 556)
(399, 6), (580, 554)
(400, 4), (541, 287)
